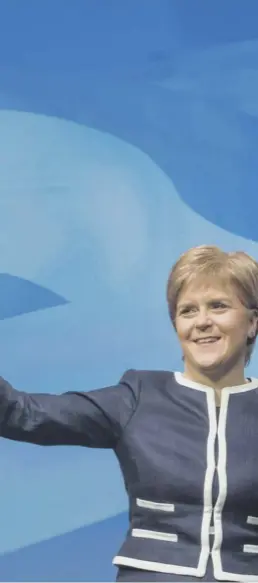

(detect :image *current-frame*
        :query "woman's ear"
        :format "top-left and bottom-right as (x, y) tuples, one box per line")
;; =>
(249, 309), (258, 339)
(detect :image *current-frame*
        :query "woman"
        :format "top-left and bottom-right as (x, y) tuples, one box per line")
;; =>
(1, 245), (258, 582)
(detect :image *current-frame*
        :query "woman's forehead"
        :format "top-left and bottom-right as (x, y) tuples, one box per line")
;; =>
(179, 277), (234, 300)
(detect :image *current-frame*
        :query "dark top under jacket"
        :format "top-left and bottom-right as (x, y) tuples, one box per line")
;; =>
(0, 369), (258, 581)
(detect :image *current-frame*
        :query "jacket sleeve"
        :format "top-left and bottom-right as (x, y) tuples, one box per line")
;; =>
(0, 369), (140, 448)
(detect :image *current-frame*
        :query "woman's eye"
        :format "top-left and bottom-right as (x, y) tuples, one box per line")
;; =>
(212, 302), (227, 309)
(180, 307), (195, 315)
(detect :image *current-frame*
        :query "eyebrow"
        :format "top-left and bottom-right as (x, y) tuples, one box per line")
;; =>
(177, 297), (231, 308)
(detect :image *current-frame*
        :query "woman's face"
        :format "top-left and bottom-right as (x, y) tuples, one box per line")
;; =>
(175, 278), (258, 379)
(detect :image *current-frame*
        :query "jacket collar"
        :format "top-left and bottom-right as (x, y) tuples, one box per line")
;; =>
(174, 371), (258, 395)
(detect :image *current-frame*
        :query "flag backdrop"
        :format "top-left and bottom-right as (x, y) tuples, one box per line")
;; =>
(0, 1), (258, 580)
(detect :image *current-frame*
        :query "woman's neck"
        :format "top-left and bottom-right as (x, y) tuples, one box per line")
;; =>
(182, 364), (248, 406)
(183, 368), (249, 407)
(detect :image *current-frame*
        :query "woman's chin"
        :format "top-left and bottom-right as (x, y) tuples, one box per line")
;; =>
(194, 356), (223, 371)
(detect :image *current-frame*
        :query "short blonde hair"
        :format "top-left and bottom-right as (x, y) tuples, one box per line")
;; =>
(166, 245), (258, 365)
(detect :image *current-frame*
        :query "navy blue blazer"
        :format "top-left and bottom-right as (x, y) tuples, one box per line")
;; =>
(1, 369), (258, 581)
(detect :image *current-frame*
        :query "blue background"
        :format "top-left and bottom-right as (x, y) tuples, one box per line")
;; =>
(0, 0), (258, 580)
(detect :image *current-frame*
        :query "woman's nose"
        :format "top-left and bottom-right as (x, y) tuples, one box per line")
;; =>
(195, 309), (212, 328)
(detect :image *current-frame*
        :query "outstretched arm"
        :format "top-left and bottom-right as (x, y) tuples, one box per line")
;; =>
(0, 369), (140, 448)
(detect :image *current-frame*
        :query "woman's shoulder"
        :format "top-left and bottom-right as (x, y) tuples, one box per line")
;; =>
(120, 368), (175, 389)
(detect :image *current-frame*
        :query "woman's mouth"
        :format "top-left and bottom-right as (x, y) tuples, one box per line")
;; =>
(194, 337), (221, 344)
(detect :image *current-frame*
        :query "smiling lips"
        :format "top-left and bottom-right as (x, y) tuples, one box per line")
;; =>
(194, 337), (221, 344)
